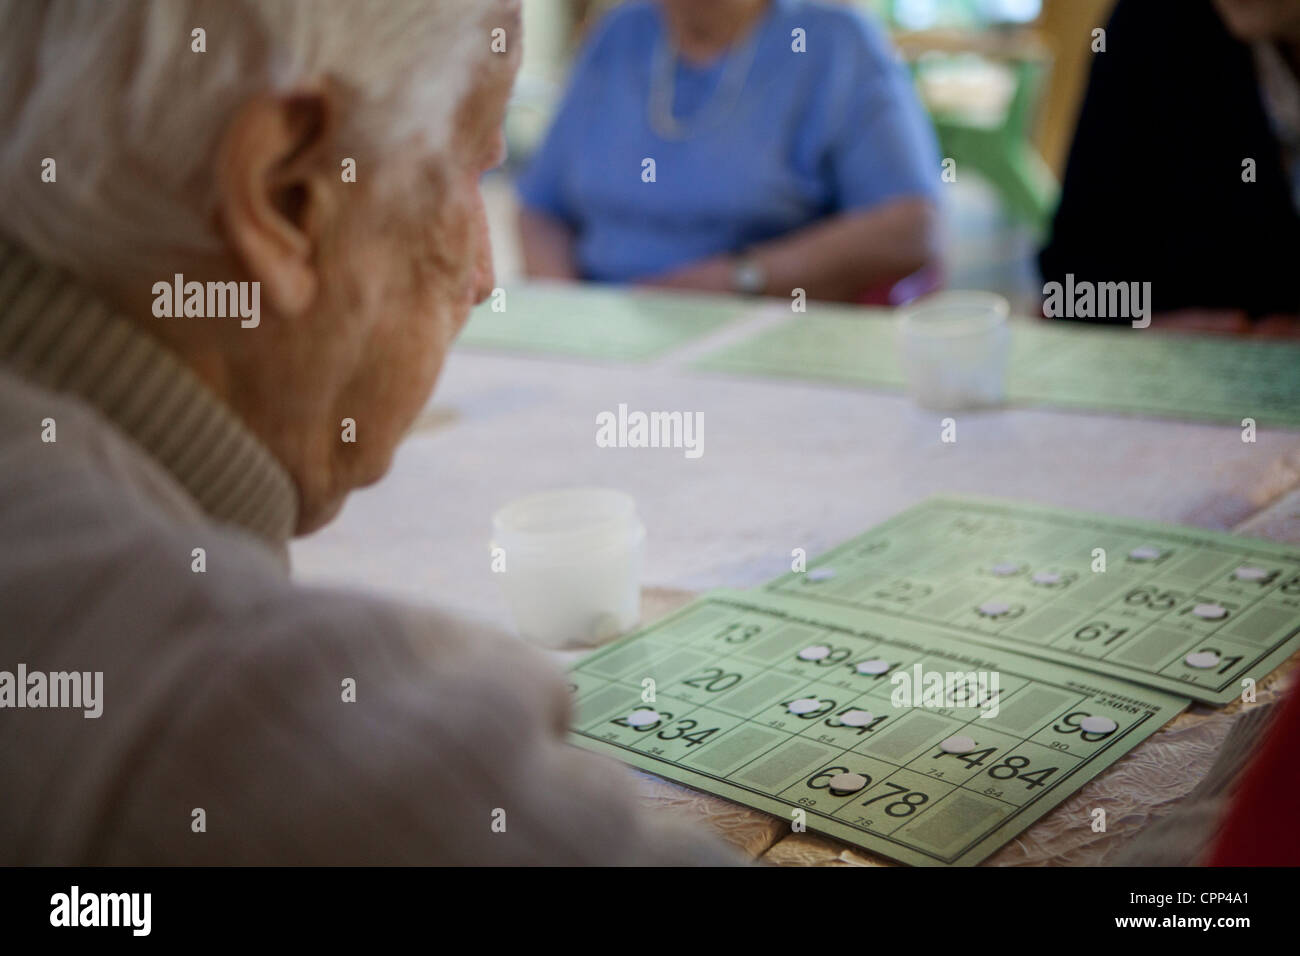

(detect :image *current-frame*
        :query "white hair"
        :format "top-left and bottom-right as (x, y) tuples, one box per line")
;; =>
(0, 0), (497, 281)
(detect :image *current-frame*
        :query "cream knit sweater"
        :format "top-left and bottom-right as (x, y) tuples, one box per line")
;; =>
(0, 239), (738, 865)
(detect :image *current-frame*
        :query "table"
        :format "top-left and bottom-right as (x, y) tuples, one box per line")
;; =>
(290, 290), (1300, 865)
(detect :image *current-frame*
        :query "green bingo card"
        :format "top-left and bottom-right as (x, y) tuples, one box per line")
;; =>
(692, 309), (1300, 428)
(765, 496), (1300, 704)
(456, 281), (747, 361)
(570, 589), (1187, 867)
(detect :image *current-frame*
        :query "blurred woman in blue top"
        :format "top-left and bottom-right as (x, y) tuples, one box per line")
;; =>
(517, 0), (943, 302)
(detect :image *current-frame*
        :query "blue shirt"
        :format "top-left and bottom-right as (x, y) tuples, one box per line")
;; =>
(517, 0), (941, 283)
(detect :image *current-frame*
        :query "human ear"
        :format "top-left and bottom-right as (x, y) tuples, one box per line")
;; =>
(214, 88), (336, 317)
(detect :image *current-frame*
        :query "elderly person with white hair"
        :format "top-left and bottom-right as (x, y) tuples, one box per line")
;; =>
(0, 0), (738, 865)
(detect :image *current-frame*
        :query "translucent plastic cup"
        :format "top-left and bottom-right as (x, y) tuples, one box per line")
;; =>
(897, 291), (1011, 410)
(491, 488), (644, 648)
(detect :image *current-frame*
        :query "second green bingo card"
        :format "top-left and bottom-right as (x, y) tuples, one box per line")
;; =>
(764, 496), (1300, 704)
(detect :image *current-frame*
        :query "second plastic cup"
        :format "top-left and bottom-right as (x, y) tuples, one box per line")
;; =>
(897, 291), (1011, 410)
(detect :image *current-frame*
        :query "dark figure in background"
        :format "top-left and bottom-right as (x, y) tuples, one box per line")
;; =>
(1040, 0), (1300, 320)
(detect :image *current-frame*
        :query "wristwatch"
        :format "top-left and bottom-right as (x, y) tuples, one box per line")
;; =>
(731, 252), (767, 296)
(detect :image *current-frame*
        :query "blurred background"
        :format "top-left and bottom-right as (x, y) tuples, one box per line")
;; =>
(487, 0), (1116, 313)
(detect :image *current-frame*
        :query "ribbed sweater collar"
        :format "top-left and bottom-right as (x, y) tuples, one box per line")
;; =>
(0, 239), (298, 546)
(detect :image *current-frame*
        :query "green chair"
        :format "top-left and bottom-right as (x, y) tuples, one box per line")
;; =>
(873, 0), (1059, 232)
(921, 53), (1059, 232)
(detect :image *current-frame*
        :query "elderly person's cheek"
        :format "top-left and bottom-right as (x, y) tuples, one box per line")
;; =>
(470, 191), (496, 307)
(407, 189), (484, 355)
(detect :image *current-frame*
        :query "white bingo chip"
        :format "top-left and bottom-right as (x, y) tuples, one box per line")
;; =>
(798, 644), (832, 661)
(856, 659), (891, 675)
(627, 709), (661, 728)
(1032, 571), (1062, 585)
(991, 562), (1021, 576)
(827, 772), (868, 795)
(940, 734), (977, 754)
(1079, 716), (1118, 734)
(787, 697), (821, 715)
(1192, 603), (1228, 620)
(807, 567), (836, 582)
(977, 600), (1012, 618)
(1185, 651), (1221, 669)
(1233, 566), (1269, 581)
(1129, 546), (1163, 561)
(840, 709), (874, 727)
